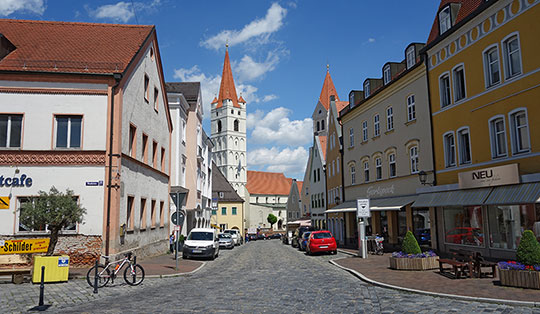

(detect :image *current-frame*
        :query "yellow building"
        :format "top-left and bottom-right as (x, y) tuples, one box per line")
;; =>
(211, 164), (245, 236)
(415, 0), (540, 259)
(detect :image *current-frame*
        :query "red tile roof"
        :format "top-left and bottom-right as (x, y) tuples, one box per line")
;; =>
(318, 135), (327, 162)
(247, 170), (292, 195)
(427, 0), (483, 44)
(319, 70), (339, 110)
(238, 95), (246, 103)
(216, 49), (240, 108)
(336, 101), (349, 112)
(296, 181), (303, 196)
(0, 19), (153, 74)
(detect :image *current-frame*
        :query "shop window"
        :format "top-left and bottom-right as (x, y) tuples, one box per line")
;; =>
(413, 208), (431, 247)
(349, 128), (354, 147)
(439, 73), (451, 108)
(55, 115), (82, 148)
(389, 153), (396, 178)
(127, 196), (134, 231)
(18, 197), (77, 233)
(140, 198), (147, 230)
(409, 146), (419, 174)
(489, 116), (507, 158)
(443, 132), (456, 167)
(452, 65), (466, 102)
(383, 64), (391, 85)
(443, 206), (484, 246)
(407, 95), (416, 121)
(362, 121), (368, 142)
(221, 207), (227, 215)
(484, 46), (500, 87)
(509, 109), (530, 154)
(457, 127), (471, 165)
(0, 114), (22, 148)
(503, 34), (522, 79)
(374, 114), (380, 137)
(363, 161), (369, 182)
(375, 157), (382, 180)
(488, 204), (540, 250)
(406, 46), (415, 69)
(386, 107), (393, 131)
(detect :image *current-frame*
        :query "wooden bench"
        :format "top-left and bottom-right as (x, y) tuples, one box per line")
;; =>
(0, 255), (32, 284)
(438, 258), (472, 279)
(473, 252), (497, 278)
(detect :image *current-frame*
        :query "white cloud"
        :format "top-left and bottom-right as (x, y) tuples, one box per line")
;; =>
(0, 0), (44, 16)
(233, 51), (280, 81)
(368, 38), (376, 43)
(201, 3), (287, 50)
(248, 146), (308, 178)
(249, 107), (312, 146)
(173, 65), (221, 119)
(90, 0), (160, 23)
(262, 94), (278, 102)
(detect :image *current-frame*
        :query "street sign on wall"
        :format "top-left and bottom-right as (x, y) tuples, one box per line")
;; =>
(356, 199), (371, 218)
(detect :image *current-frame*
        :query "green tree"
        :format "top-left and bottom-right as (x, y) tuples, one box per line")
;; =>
(20, 187), (86, 256)
(516, 230), (540, 266)
(267, 213), (278, 229)
(402, 230), (421, 255)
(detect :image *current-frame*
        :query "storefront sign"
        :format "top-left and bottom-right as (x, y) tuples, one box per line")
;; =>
(459, 163), (520, 189)
(0, 174), (32, 187)
(357, 198), (371, 218)
(85, 181), (103, 186)
(366, 185), (395, 198)
(0, 238), (50, 254)
(0, 197), (9, 209)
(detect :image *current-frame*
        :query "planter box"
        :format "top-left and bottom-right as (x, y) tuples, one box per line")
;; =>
(389, 256), (438, 271)
(32, 255), (70, 283)
(499, 268), (540, 289)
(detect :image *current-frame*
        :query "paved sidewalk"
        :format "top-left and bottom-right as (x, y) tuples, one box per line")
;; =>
(334, 251), (540, 304)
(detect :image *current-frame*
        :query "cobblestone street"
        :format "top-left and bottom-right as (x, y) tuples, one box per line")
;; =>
(2, 240), (540, 313)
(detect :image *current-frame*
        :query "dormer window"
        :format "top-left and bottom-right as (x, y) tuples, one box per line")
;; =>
(383, 65), (391, 85)
(439, 6), (452, 34)
(406, 46), (415, 69)
(349, 93), (354, 106)
(364, 81), (370, 98)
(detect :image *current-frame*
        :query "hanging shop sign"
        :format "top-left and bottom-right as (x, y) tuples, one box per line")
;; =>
(458, 163), (520, 189)
(0, 238), (50, 254)
(0, 174), (33, 187)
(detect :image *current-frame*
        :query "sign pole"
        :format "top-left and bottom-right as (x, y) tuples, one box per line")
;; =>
(356, 198), (370, 259)
(175, 191), (180, 271)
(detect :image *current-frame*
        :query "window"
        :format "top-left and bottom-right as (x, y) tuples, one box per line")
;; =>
(349, 93), (355, 106)
(317, 121), (320, 132)
(503, 35), (522, 78)
(182, 120), (186, 143)
(376, 157), (382, 180)
(364, 161), (369, 182)
(457, 128), (471, 164)
(444, 206), (484, 246)
(321, 119), (325, 130)
(234, 119), (239, 132)
(362, 121), (368, 142)
(129, 124), (136, 158)
(386, 107), (393, 131)
(407, 95), (416, 121)
(127, 196), (134, 231)
(159, 201), (164, 227)
(444, 132), (456, 167)
(217, 120), (222, 133)
(140, 198), (147, 230)
(383, 65), (391, 85)
(364, 81), (370, 98)
(144, 74), (149, 102)
(510, 110), (530, 154)
(484, 46), (501, 87)
(349, 128), (354, 147)
(142, 134), (148, 163)
(161, 147), (166, 171)
(453, 65), (466, 102)
(232, 207), (237, 215)
(151, 200), (156, 228)
(221, 207), (227, 215)
(0, 114), (22, 148)
(406, 46), (416, 69)
(488, 204), (539, 249)
(317, 169), (321, 182)
(410, 146), (419, 174)
(440, 74), (451, 108)
(337, 157), (340, 173)
(55, 115), (82, 148)
(350, 165), (356, 185)
(313, 169), (317, 182)
(332, 160), (335, 177)
(490, 117), (507, 158)
(18, 197), (77, 233)
(374, 114), (380, 137)
(389, 153), (396, 178)
(152, 141), (158, 168)
(154, 87), (159, 111)
(439, 6), (451, 34)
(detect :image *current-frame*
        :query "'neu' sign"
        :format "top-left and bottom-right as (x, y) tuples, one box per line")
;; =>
(458, 163), (519, 189)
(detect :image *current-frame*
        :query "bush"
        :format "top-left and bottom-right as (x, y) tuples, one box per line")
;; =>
(516, 230), (540, 266)
(401, 231), (421, 255)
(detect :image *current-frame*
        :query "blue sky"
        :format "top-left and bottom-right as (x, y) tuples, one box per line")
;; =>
(2, 0), (440, 180)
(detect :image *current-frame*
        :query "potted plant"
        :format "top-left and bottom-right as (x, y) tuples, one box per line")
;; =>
(389, 231), (438, 270)
(498, 230), (540, 289)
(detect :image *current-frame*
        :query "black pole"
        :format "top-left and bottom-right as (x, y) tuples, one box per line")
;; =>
(38, 266), (45, 306)
(93, 259), (99, 294)
(132, 255), (137, 283)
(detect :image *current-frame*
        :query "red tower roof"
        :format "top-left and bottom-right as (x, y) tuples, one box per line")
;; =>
(216, 49), (240, 108)
(319, 69), (339, 110)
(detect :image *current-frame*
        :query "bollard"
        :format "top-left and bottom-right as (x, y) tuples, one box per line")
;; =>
(29, 266), (50, 311)
(132, 255), (137, 283)
(93, 259), (99, 294)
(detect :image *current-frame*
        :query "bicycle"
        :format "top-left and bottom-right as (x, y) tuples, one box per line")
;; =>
(86, 252), (145, 288)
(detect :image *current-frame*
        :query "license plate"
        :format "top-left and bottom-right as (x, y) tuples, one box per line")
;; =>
(192, 249), (202, 253)
(320, 245), (328, 248)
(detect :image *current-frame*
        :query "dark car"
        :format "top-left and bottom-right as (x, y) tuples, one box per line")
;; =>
(298, 231), (312, 251)
(248, 234), (257, 241)
(292, 226), (314, 248)
(269, 233), (282, 239)
(415, 228), (431, 245)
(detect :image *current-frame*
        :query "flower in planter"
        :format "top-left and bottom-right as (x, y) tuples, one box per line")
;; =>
(498, 261), (540, 271)
(391, 250), (437, 259)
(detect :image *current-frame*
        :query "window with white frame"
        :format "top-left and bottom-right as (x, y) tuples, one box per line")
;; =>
(457, 128), (472, 164)
(406, 46), (415, 69)
(182, 120), (186, 143)
(349, 93), (355, 106)
(0, 114), (22, 148)
(364, 161), (369, 182)
(489, 117), (507, 158)
(389, 153), (396, 178)
(332, 160), (335, 177)
(443, 132), (456, 167)
(337, 157), (340, 173)
(374, 114), (380, 137)
(453, 65), (466, 102)
(55, 115), (82, 148)
(349, 128), (354, 147)
(364, 81), (370, 98)
(440, 74), (451, 108)
(439, 6), (451, 34)
(383, 65), (391, 85)
(409, 146), (419, 174)
(350, 165), (356, 185)
(386, 107), (393, 131)
(407, 95), (416, 121)
(503, 35), (522, 78)
(362, 121), (368, 142)
(376, 157), (382, 180)
(484, 46), (500, 87)
(510, 110), (530, 154)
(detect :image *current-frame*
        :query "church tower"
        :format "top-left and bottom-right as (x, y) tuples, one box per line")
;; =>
(211, 47), (247, 197)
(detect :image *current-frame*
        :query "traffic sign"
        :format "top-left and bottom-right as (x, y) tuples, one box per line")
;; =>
(356, 198), (371, 218)
(0, 197), (9, 209)
(171, 211), (185, 226)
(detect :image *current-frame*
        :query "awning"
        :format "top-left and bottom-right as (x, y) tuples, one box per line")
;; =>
(287, 219), (311, 226)
(484, 182), (540, 205)
(412, 187), (492, 207)
(369, 195), (417, 211)
(325, 201), (356, 213)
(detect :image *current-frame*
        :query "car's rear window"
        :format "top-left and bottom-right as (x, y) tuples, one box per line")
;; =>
(188, 232), (213, 240)
(313, 232), (332, 239)
(219, 234), (231, 238)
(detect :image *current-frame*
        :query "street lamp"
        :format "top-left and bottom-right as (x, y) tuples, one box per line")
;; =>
(418, 170), (434, 186)
(335, 196), (340, 205)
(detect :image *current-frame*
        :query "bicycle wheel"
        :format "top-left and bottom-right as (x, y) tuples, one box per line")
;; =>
(123, 264), (145, 286)
(86, 265), (110, 288)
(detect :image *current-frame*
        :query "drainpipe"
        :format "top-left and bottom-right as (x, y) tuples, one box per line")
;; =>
(105, 73), (123, 257)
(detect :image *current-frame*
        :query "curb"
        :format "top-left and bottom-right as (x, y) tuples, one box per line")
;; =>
(329, 258), (540, 308)
(69, 261), (206, 280)
(337, 249), (358, 257)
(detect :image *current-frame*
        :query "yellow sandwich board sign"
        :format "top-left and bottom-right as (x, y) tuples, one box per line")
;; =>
(0, 238), (50, 254)
(0, 197), (9, 209)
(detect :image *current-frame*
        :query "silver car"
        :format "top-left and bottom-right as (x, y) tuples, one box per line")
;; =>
(218, 233), (234, 249)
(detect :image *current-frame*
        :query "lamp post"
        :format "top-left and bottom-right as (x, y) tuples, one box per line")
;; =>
(418, 170), (434, 186)
(335, 196), (340, 205)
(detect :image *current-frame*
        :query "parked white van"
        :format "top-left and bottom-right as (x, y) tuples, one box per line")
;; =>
(182, 228), (219, 260)
(224, 229), (242, 246)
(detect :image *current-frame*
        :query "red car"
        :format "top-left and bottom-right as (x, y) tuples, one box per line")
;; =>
(307, 231), (337, 255)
